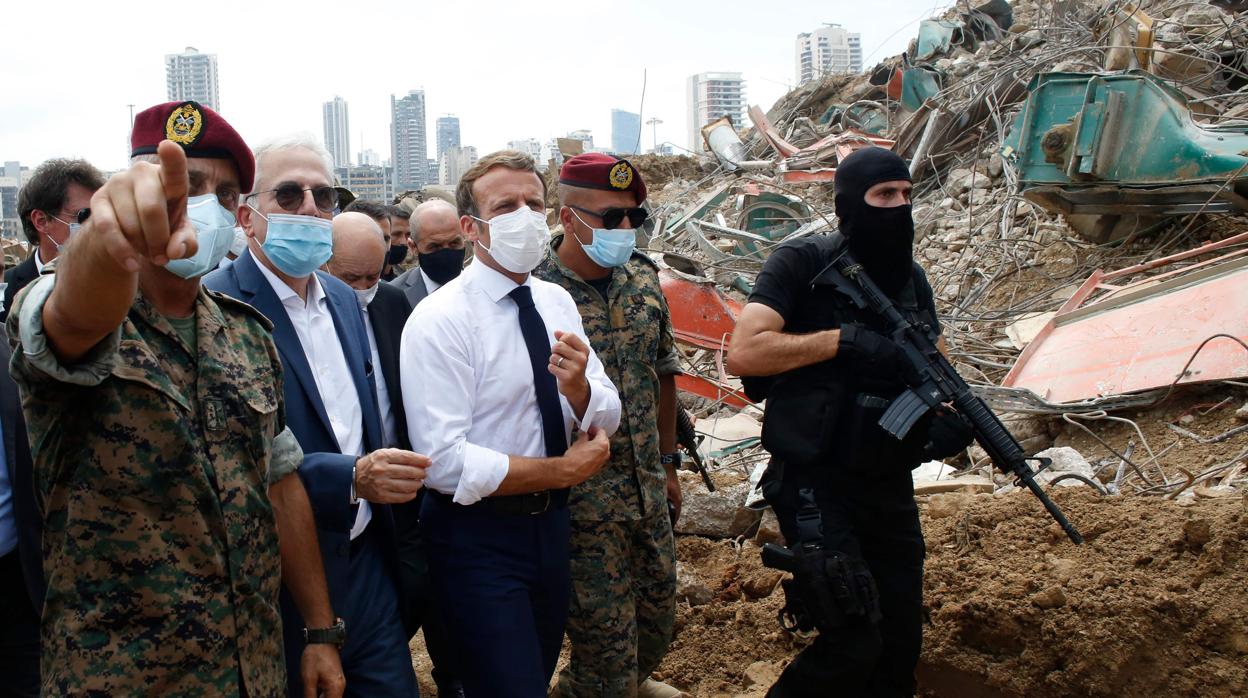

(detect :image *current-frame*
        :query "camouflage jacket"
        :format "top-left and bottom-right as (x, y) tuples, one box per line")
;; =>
(7, 274), (300, 697)
(534, 234), (681, 521)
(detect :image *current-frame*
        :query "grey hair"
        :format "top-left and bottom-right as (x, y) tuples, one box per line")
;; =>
(251, 132), (335, 195)
(410, 199), (459, 241)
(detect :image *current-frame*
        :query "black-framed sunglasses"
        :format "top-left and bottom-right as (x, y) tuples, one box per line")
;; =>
(247, 184), (339, 213)
(566, 204), (648, 230)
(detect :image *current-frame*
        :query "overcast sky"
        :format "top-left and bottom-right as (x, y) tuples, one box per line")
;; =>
(2, 0), (954, 173)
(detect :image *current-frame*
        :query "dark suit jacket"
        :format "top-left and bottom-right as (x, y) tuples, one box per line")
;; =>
(1, 326), (43, 610)
(389, 267), (429, 309)
(2, 255), (39, 324)
(366, 283), (414, 451)
(203, 251), (401, 692)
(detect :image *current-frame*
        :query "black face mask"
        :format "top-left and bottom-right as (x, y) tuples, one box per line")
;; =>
(387, 244), (408, 266)
(832, 147), (916, 297)
(418, 247), (467, 285)
(839, 203), (915, 297)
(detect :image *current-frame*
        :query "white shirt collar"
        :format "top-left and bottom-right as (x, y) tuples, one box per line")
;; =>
(254, 256), (325, 309)
(419, 267), (443, 295)
(33, 248), (46, 274)
(464, 259), (531, 304)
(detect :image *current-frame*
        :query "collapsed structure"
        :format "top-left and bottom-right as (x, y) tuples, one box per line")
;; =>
(621, 1), (1248, 695)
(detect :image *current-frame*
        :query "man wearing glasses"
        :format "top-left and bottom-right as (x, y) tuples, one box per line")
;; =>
(3, 159), (105, 321)
(7, 102), (344, 696)
(205, 135), (425, 697)
(535, 154), (684, 698)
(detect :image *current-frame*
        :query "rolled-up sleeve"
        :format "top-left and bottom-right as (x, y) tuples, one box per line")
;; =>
(267, 426), (304, 485)
(401, 307), (509, 506)
(655, 292), (683, 377)
(12, 274), (120, 386)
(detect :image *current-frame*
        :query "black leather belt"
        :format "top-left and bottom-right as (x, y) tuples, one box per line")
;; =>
(429, 488), (569, 515)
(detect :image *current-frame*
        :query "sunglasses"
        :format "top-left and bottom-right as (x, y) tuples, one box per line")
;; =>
(248, 184), (339, 213)
(567, 204), (648, 231)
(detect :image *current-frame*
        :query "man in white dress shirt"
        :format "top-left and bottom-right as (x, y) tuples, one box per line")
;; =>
(401, 150), (621, 697)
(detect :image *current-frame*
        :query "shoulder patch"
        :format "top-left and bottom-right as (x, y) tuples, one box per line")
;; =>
(206, 290), (274, 332)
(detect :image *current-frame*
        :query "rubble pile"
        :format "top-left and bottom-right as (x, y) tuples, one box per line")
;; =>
(641, 0), (1248, 501)
(629, 0), (1248, 694)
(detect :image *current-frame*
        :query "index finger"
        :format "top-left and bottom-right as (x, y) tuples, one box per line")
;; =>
(157, 140), (188, 205)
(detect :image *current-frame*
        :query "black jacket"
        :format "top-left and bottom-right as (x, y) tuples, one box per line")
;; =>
(2, 254), (39, 324)
(1, 325), (44, 608)
(366, 283), (414, 450)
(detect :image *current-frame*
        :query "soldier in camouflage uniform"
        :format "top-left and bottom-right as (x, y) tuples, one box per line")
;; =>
(536, 154), (684, 698)
(6, 102), (345, 697)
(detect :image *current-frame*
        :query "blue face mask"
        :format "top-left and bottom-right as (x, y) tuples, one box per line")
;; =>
(570, 209), (636, 268)
(249, 207), (334, 277)
(166, 194), (236, 279)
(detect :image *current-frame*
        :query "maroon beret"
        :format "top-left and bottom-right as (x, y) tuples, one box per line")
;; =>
(559, 153), (647, 203)
(130, 101), (255, 193)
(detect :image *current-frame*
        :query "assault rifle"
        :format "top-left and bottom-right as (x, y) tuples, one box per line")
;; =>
(815, 243), (1084, 544)
(676, 406), (716, 492)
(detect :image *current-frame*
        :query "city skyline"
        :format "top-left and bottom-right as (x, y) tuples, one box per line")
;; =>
(1, 1), (950, 173)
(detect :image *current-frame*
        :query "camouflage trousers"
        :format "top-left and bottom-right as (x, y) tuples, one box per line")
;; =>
(557, 508), (677, 697)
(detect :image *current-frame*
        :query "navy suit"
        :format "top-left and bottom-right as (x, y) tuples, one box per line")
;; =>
(1, 325), (41, 697)
(204, 251), (416, 697)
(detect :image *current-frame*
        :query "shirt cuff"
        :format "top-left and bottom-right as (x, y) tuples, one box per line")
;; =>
(267, 426), (304, 485)
(656, 349), (683, 377)
(452, 444), (510, 505)
(571, 380), (613, 434)
(17, 274), (120, 386)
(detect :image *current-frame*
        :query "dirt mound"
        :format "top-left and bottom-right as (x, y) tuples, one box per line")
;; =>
(657, 490), (1248, 696)
(921, 489), (1248, 697)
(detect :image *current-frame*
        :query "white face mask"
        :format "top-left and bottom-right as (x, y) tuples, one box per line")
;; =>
(353, 283), (379, 310)
(472, 207), (549, 274)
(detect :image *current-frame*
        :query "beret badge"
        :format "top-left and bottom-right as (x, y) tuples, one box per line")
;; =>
(164, 102), (204, 146)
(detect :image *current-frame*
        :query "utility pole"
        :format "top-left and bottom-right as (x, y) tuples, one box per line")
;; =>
(128, 104), (135, 129)
(646, 116), (663, 154)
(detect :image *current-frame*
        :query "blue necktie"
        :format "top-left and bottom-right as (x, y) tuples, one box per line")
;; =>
(508, 286), (568, 457)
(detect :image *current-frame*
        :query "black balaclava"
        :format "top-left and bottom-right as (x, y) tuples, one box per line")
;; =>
(833, 147), (915, 297)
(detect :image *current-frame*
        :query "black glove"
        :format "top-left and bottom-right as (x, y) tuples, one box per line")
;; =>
(923, 408), (974, 460)
(836, 324), (904, 374)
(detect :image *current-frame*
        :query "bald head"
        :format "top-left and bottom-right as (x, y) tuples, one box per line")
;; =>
(328, 211), (388, 290)
(410, 199), (465, 255)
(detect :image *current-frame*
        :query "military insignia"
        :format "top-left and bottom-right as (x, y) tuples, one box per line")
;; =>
(204, 398), (227, 432)
(165, 102), (204, 146)
(609, 161), (634, 190)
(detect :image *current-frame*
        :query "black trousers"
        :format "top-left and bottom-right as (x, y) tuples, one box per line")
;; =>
(765, 464), (926, 698)
(419, 493), (571, 698)
(0, 550), (40, 698)
(397, 493), (459, 692)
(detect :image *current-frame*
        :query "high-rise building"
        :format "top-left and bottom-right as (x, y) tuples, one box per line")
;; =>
(323, 97), (351, 169)
(795, 24), (862, 85)
(687, 72), (747, 153)
(358, 148), (381, 167)
(438, 146), (479, 187)
(436, 116), (461, 162)
(165, 47), (220, 110)
(336, 165), (395, 205)
(611, 109), (641, 155)
(390, 90), (428, 191)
